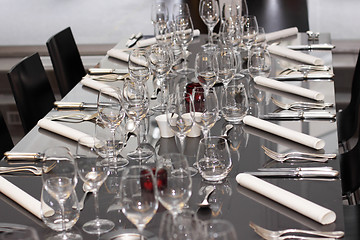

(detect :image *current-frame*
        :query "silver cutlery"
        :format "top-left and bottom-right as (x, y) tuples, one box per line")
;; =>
(0, 164), (56, 176)
(287, 43), (335, 51)
(278, 65), (330, 76)
(88, 73), (129, 81)
(48, 113), (98, 123)
(4, 152), (44, 161)
(249, 221), (344, 239)
(245, 168), (339, 178)
(263, 111), (336, 120)
(76, 183), (92, 211)
(88, 68), (128, 75)
(54, 101), (97, 110)
(262, 145), (336, 160)
(198, 185), (215, 208)
(271, 97), (333, 111)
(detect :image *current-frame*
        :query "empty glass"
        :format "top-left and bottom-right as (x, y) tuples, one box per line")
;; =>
(199, 0), (220, 48)
(241, 15), (259, 50)
(196, 136), (232, 182)
(195, 51), (219, 96)
(217, 45), (237, 89)
(220, 84), (248, 123)
(248, 46), (271, 78)
(151, 2), (169, 25)
(203, 219), (237, 240)
(128, 48), (151, 84)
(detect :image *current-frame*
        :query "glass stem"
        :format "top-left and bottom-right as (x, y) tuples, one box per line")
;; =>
(182, 46), (188, 71)
(93, 190), (100, 221)
(208, 26), (213, 44)
(60, 200), (66, 234)
(136, 121), (141, 152)
(158, 76), (166, 108)
(111, 128), (117, 166)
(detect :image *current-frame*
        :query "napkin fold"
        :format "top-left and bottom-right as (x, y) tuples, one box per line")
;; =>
(135, 29), (201, 48)
(37, 119), (94, 147)
(265, 27), (298, 42)
(0, 176), (44, 219)
(236, 173), (336, 225)
(243, 115), (325, 149)
(80, 77), (120, 99)
(254, 76), (324, 101)
(107, 49), (148, 67)
(268, 45), (324, 66)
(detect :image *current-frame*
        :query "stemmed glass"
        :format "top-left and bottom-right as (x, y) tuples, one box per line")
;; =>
(166, 92), (195, 154)
(128, 48), (151, 84)
(172, 2), (191, 21)
(122, 80), (152, 161)
(217, 45), (237, 89)
(42, 146), (79, 240)
(195, 50), (219, 96)
(199, 0), (220, 48)
(97, 87), (127, 166)
(219, 16), (242, 48)
(174, 14), (195, 74)
(241, 15), (259, 50)
(147, 44), (173, 112)
(192, 87), (219, 138)
(151, 2), (169, 26)
(75, 136), (114, 234)
(204, 219), (237, 239)
(156, 153), (192, 218)
(119, 165), (159, 237)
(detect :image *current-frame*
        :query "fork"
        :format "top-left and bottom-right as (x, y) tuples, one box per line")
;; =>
(88, 73), (129, 81)
(271, 97), (333, 111)
(249, 221), (344, 239)
(262, 145), (336, 162)
(278, 65), (330, 76)
(0, 166), (43, 175)
(49, 113), (98, 122)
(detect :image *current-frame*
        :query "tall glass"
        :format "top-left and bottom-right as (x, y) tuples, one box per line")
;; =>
(199, 0), (220, 48)
(195, 51), (219, 96)
(128, 48), (151, 84)
(220, 83), (248, 123)
(241, 15), (259, 50)
(217, 45), (237, 89)
(42, 146), (79, 240)
(75, 136), (114, 234)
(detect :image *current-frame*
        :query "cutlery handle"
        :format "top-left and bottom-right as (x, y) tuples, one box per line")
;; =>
(88, 68), (114, 74)
(287, 229), (344, 238)
(4, 152), (42, 160)
(54, 101), (83, 109)
(298, 170), (339, 178)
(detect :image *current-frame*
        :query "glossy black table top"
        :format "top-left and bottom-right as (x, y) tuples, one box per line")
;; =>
(1, 33), (345, 239)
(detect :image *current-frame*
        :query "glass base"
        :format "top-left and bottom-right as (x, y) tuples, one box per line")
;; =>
(201, 42), (218, 51)
(101, 157), (129, 168)
(176, 67), (195, 75)
(127, 147), (154, 161)
(46, 232), (82, 240)
(82, 218), (115, 235)
(152, 103), (167, 113)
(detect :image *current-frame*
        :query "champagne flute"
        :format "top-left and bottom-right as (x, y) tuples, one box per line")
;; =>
(42, 146), (79, 240)
(174, 14), (195, 74)
(195, 50), (219, 96)
(119, 165), (159, 237)
(192, 87), (219, 138)
(199, 0), (220, 48)
(75, 136), (114, 234)
(147, 44), (173, 112)
(122, 80), (152, 161)
(217, 45), (237, 89)
(156, 153), (192, 218)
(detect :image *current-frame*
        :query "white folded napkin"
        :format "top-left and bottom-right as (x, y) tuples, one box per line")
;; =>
(80, 77), (120, 99)
(107, 49), (148, 66)
(236, 173), (336, 225)
(268, 45), (324, 66)
(136, 29), (201, 48)
(265, 27), (298, 42)
(0, 176), (52, 219)
(243, 115), (325, 149)
(254, 76), (324, 101)
(37, 119), (94, 147)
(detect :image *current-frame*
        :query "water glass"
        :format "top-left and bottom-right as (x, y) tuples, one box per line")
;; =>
(204, 219), (237, 240)
(220, 84), (248, 123)
(195, 51), (219, 95)
(128, 48), (151, 83)
(196, 137), (232, 182)
(248, 46), (271, 78)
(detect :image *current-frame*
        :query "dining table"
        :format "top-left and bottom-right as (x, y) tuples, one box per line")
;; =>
(0, 31), (346, 240)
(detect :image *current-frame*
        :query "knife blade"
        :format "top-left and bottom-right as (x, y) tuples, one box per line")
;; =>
(258, 167), (334, 172)
(287, 43), (335, 50)
(262, 111), (336, 120)
(54, 101), (97, 110)
(4, 152), (44, 161)
(274, 73), (334, 80)
(88, 68), (128, 75)
(245, 169), (339, 178)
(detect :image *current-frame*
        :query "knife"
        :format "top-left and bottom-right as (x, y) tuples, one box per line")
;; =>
(54, 101), (97, 110)
(262, 111), (336, 120)
(4, 152), (44, 161)
(288, 43), (335, 50)
(88, 68), (128, 75)
(245, 168), (339, 178)
(274, 73), (334, 80)
(258, 167), (334, 172)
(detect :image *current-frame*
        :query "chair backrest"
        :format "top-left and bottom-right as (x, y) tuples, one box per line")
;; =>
(337, 49), (360, 146)
(7, 53), (55, 134)
(246, 0), (309, 32)
(47, 27), (86, 98)
(0, 111), (14, 157)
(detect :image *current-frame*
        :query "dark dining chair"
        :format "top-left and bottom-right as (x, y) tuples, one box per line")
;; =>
(0, 111), (14, 157)
(337, 49), (360, 152)
(246, 0), (309, 32)
(7, 53), (56, 134)
(47, 27), (86, 98)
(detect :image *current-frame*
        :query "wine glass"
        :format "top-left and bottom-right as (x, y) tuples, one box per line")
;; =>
(204, 219), (237, 239)
(42, 146), (79, 240)
(166, 92), (195, 154)
(151, 2), (169, 25)
(128, 48), (151, 84)
(192, 87), (219, 138)
(196, 136), (232, 182)
(75, 136), (114, 234)
(219, 16), (242, 48)
(147, 44), (173, 112)
(174, 14), (195, 74)
(217, 45), (237, 89)
(172, 2), (191, 21)
(220, 83), (249, 123)
(199, 0), (220, 48)
(195, 50), (219, 96)
(241, 15), (259, 50)
(122, 80), (152, 161)
(119, 165), (159, 237)
(154, 21), (173, 46)
(248, 45), (271, 78)
(156, 153), (192, 218)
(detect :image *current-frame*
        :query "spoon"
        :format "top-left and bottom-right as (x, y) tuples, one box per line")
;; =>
(77, 183), (92, 211)
(198, 185), (215, 208)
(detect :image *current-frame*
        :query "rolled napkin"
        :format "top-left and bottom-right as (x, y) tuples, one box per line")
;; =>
(236, 173), (336, 225)
(80, 77), (119, 99)
(136, 29), (201, 48)
(37, 119), (94, 147)
(265, 27), (298, 42)
(107, 49), (148, 66)
(268, 45), (324, 66)
(0, 176), (46, 219)
(243, 115), (325, 149)
(254, 76), (324, 101)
